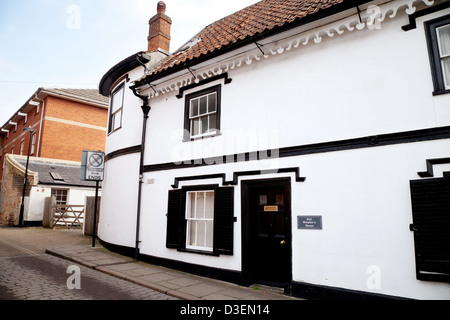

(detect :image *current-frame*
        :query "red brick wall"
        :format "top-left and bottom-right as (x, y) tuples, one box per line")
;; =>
(148, 13), (172, 53)
(39, 96), (108, 162)
(0, 95), (108, 188)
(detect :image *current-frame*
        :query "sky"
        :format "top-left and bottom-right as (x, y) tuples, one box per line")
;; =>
(0, 0), (260, 126)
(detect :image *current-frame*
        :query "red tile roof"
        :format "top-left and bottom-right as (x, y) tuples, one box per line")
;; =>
(150, 0), (346, 77)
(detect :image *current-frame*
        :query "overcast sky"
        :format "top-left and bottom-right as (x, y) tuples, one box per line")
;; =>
(0, 0), (260, 125)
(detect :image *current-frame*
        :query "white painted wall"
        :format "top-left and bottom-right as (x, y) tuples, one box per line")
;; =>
(98, 152), (140, 248)
(139, 137), (450, 300)
(100, 3), (450, 299)
(142, 7), (450, 166)
(24, 185), (100, 222)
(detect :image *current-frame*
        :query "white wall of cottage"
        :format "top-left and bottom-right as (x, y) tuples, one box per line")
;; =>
(99, 4), (450, 299)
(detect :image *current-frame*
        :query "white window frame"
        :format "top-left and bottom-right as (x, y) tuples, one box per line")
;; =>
(185, 190), (215, 252)
(189, 92), (218, 139)
(30, 133), (36, 155)
(109, 84), (125, 134)
(436, 24), (450, 89)
(51, 188), (69, 205)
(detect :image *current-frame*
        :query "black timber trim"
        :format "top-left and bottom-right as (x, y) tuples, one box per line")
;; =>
(418, 157), (450, 177)
(105, 145), (142, 162)
(171, 167), (305, 188)
(98, 238), (245, 286)
(402, 1), (450, 31)
(99, 51), (149, 97)
(291, 281), (412, 300)
(176, 73), (232, 99)
(98, 238), (412, 299)
(144, 126), (450, 173)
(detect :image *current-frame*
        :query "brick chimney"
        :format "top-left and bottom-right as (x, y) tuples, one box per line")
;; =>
(147, 1), (172, 53)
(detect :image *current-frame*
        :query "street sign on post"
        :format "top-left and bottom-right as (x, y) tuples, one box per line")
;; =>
(81, 150), (105, 181)
(81, 150), (104, 248)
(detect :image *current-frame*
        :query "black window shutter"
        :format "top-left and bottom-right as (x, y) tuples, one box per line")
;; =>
(214, 187), (234, 255)
(410, 177), (450, 282)
(166, 189), (182, 249)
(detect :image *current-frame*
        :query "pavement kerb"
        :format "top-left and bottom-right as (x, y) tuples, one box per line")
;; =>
(45, 246), (190, 300)
(45, 244), (301, 301)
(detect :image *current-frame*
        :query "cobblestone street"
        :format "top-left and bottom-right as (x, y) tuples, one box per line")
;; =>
(0, 253), (178, 300)
(0, 226), (178, 300)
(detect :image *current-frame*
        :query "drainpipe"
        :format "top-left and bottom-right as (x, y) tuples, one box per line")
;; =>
(33, 94), (45, 157)
(131, 86), (150, 258)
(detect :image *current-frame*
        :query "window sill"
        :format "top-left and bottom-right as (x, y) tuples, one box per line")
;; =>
(433, 89), (450, 96)
(183, 132), (221, 142)
(177, 248), (219, 256)
(107, 126), (122, 136)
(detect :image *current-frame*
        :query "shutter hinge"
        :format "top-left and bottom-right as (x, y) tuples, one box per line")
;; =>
(410, 224), (418, 231)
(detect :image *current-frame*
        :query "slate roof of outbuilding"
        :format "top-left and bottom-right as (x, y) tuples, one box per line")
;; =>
(148, 0), (346, 77)
(14, 156), (98, 188)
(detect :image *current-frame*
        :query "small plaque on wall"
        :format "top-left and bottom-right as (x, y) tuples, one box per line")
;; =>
(297, 216), (322, 230)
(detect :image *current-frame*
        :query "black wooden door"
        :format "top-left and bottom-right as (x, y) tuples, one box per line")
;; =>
(243, 179), (292, 288)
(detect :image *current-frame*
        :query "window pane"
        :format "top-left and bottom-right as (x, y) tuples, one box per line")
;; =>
(197, 220), (206, 247)
(199, 96), (208, 114)
(191, 99), (199, 117)
(188, 192), (196, 218)
(201, 116), (209, 134)
(208, 114), (217, 133)
(192, 119), (200, 136)
(205, 192), (214, 219)
(187, 221), (196, 246)
(113, 110), (122, 130)
(442, 56), (450, 88)
(438, 25), (450, 57)
(208, 93), (217, 113)
(111, 88), (123, 113)
(276, 194), (284, 204)
(197, 192), (205, 218)
(205, 220), (214, 248)
(259, 195), (268, 205)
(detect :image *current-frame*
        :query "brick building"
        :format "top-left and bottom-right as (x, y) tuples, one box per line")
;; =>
(0, 87), (109, 225)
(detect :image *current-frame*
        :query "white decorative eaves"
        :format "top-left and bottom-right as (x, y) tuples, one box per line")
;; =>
(140, 0), (444, 98)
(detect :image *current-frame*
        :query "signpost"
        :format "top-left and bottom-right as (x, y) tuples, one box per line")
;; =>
(81, 151), (105, 247)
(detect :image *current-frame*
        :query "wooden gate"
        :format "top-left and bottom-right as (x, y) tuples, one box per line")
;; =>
(51, 204), (84, 229)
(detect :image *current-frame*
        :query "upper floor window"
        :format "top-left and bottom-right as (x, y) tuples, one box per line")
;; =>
(108, 84), (125, 133)
(184, 85), (221, 141)
(425, 14), (450, 95)
(30, 133), (36, 155)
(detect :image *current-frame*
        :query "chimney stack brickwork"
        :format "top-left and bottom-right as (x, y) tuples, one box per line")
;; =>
(148, 1), (172, 53)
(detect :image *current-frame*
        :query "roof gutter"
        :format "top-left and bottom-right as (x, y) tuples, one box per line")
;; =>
(99, 52), (149, 96)
(133, 0), (374, 88)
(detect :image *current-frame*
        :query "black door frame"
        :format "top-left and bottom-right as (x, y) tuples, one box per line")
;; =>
(241, 177), (292, 290)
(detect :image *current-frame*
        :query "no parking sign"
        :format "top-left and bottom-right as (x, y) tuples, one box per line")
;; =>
(81, 150), (105, 181)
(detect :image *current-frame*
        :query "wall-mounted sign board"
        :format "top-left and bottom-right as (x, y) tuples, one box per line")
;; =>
(297, 216), (322, 230)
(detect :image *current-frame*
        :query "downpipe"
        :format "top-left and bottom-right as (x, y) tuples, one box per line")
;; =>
(131, 86), (150, 258)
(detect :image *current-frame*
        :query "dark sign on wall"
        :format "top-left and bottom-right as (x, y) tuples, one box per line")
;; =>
(297, 216), (322, 230)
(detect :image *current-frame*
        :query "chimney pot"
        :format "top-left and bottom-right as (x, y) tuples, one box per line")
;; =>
(157, 1), (166, 13)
